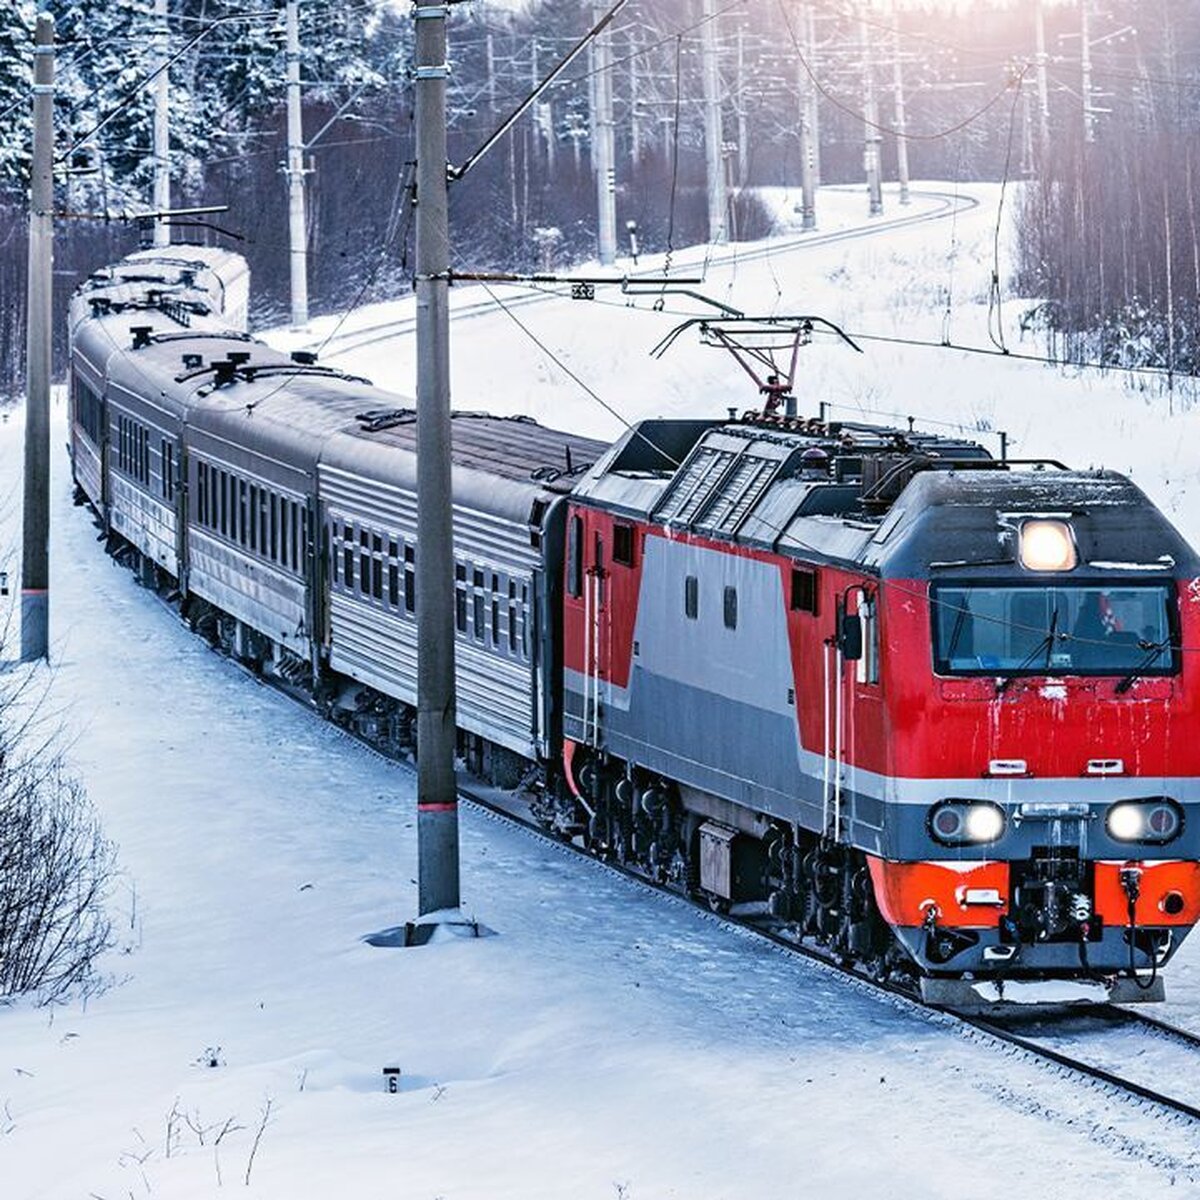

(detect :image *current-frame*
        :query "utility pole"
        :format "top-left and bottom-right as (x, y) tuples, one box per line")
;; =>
(411, 0), (460, 930)
(795, 3), (816, 231)
(735, 25), (748, 189)
(152, 0), (170, 247)
(860, 15), (882, 216)
(1080, 0), (1094, 143)
(22, 13), (53, 663)
(285, 0), (309, 327)
(589, 1), (616, 265)
(1034, 0), (1050, 151)
(807, 3), (821, 186)
(701, 0), (728, 243)
(891, 28), (910, 206)
(628, 27), (642, 164)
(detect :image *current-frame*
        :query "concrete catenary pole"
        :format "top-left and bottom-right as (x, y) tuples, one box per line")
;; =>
(735, 25), (748, 189)
(891, 28), (910, 206)
(412, 0), (460, 919)
(1080, 0), (1094, 144)
(796, 10), (816, 231)
(806, 3), (821, 187)
(1034, 0), (1051, 151)
(860, 15), (883, 217)
(152, 0), (170, 246)
(22, 13), (53, 663)
(701, 0), (728, 244)
(590, 1), (616, 265)
(285, 0), (309, 327)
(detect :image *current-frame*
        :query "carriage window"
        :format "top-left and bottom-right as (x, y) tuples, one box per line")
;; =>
(473, 593), (485, 641)
(389, 563), (400, 607)
(249, 486), (258, 551)
(723, 586), (738, 630)
(455, 585), (467, 633)
(684, 575), (698, 620)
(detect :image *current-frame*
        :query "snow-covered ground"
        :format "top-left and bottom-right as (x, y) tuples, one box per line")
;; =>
(5, 182), (1200, 1197)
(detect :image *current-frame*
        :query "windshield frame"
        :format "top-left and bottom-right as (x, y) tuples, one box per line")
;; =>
(928, 579), (1181, 679)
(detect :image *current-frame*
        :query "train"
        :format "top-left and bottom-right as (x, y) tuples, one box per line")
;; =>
(68, 247), (1200, 1008)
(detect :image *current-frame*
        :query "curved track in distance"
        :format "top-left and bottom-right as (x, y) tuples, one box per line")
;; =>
(308, 188), (981, 360)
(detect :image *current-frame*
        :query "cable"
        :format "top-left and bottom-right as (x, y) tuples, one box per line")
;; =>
(986, 64), (1029, 355)
(776, 0), (1024, 144)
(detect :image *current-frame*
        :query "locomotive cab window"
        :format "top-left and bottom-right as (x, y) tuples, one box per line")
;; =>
(791, 567), (818, 614)
(567, 514), (583, 598)
(613, 523), (635, 567)
(932, 583), (1178, 677)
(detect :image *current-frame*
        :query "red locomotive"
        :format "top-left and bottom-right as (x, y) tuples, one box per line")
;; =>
(545, 412), (1200, 1005)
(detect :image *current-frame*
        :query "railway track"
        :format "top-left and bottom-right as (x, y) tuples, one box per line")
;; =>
(306, 187), (980, 361)
(444, 782), (1200, 1137)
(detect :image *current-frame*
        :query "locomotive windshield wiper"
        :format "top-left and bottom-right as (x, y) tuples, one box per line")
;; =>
(996, 606), (1060, 694)
(946, 601), (971, 659)
(1115, 638), (1172, 695)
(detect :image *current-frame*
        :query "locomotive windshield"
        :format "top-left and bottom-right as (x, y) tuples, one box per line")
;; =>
(932, 583), (1178, 676)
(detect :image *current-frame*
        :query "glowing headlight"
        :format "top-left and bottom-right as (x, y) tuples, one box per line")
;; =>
(1020, 519), (1077, 572)
(1106, 799), (1182, 845)
(929, 801), (1007, 847)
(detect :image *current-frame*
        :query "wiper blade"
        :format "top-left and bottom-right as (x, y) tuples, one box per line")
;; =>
(1115, 638), (1171, 695)
(996, 607), (1060, 695)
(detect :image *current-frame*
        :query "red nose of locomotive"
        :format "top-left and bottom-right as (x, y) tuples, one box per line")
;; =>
(864, 477), (1200, 1002)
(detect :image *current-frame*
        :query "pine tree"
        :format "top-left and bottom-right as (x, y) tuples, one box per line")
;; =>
(0, 1), (34, 190)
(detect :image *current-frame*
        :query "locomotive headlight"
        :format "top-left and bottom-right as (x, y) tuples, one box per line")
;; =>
(1106, 799), (1182, 845)
(1019, 519), (1077, 572)
(929, 800), (1006, 846)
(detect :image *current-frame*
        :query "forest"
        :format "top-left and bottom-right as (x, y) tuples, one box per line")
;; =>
(0, 0), (1196, 397)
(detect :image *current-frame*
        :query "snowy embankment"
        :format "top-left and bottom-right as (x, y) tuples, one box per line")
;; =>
(3, 182), (1200, 1197)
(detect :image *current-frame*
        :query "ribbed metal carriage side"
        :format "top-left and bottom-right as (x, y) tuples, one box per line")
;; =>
(67, 249), (252, 572)
(319, 415), (605, 762)
(182, 372), (378, 666)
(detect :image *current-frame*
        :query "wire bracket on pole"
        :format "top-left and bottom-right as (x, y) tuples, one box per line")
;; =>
(414, 64), (451, 79)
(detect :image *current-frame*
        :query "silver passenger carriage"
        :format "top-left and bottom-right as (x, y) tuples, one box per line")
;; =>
(181, 355), (390, 674)
(68, 248), (251, 574)
(319, 411), (605, 767)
